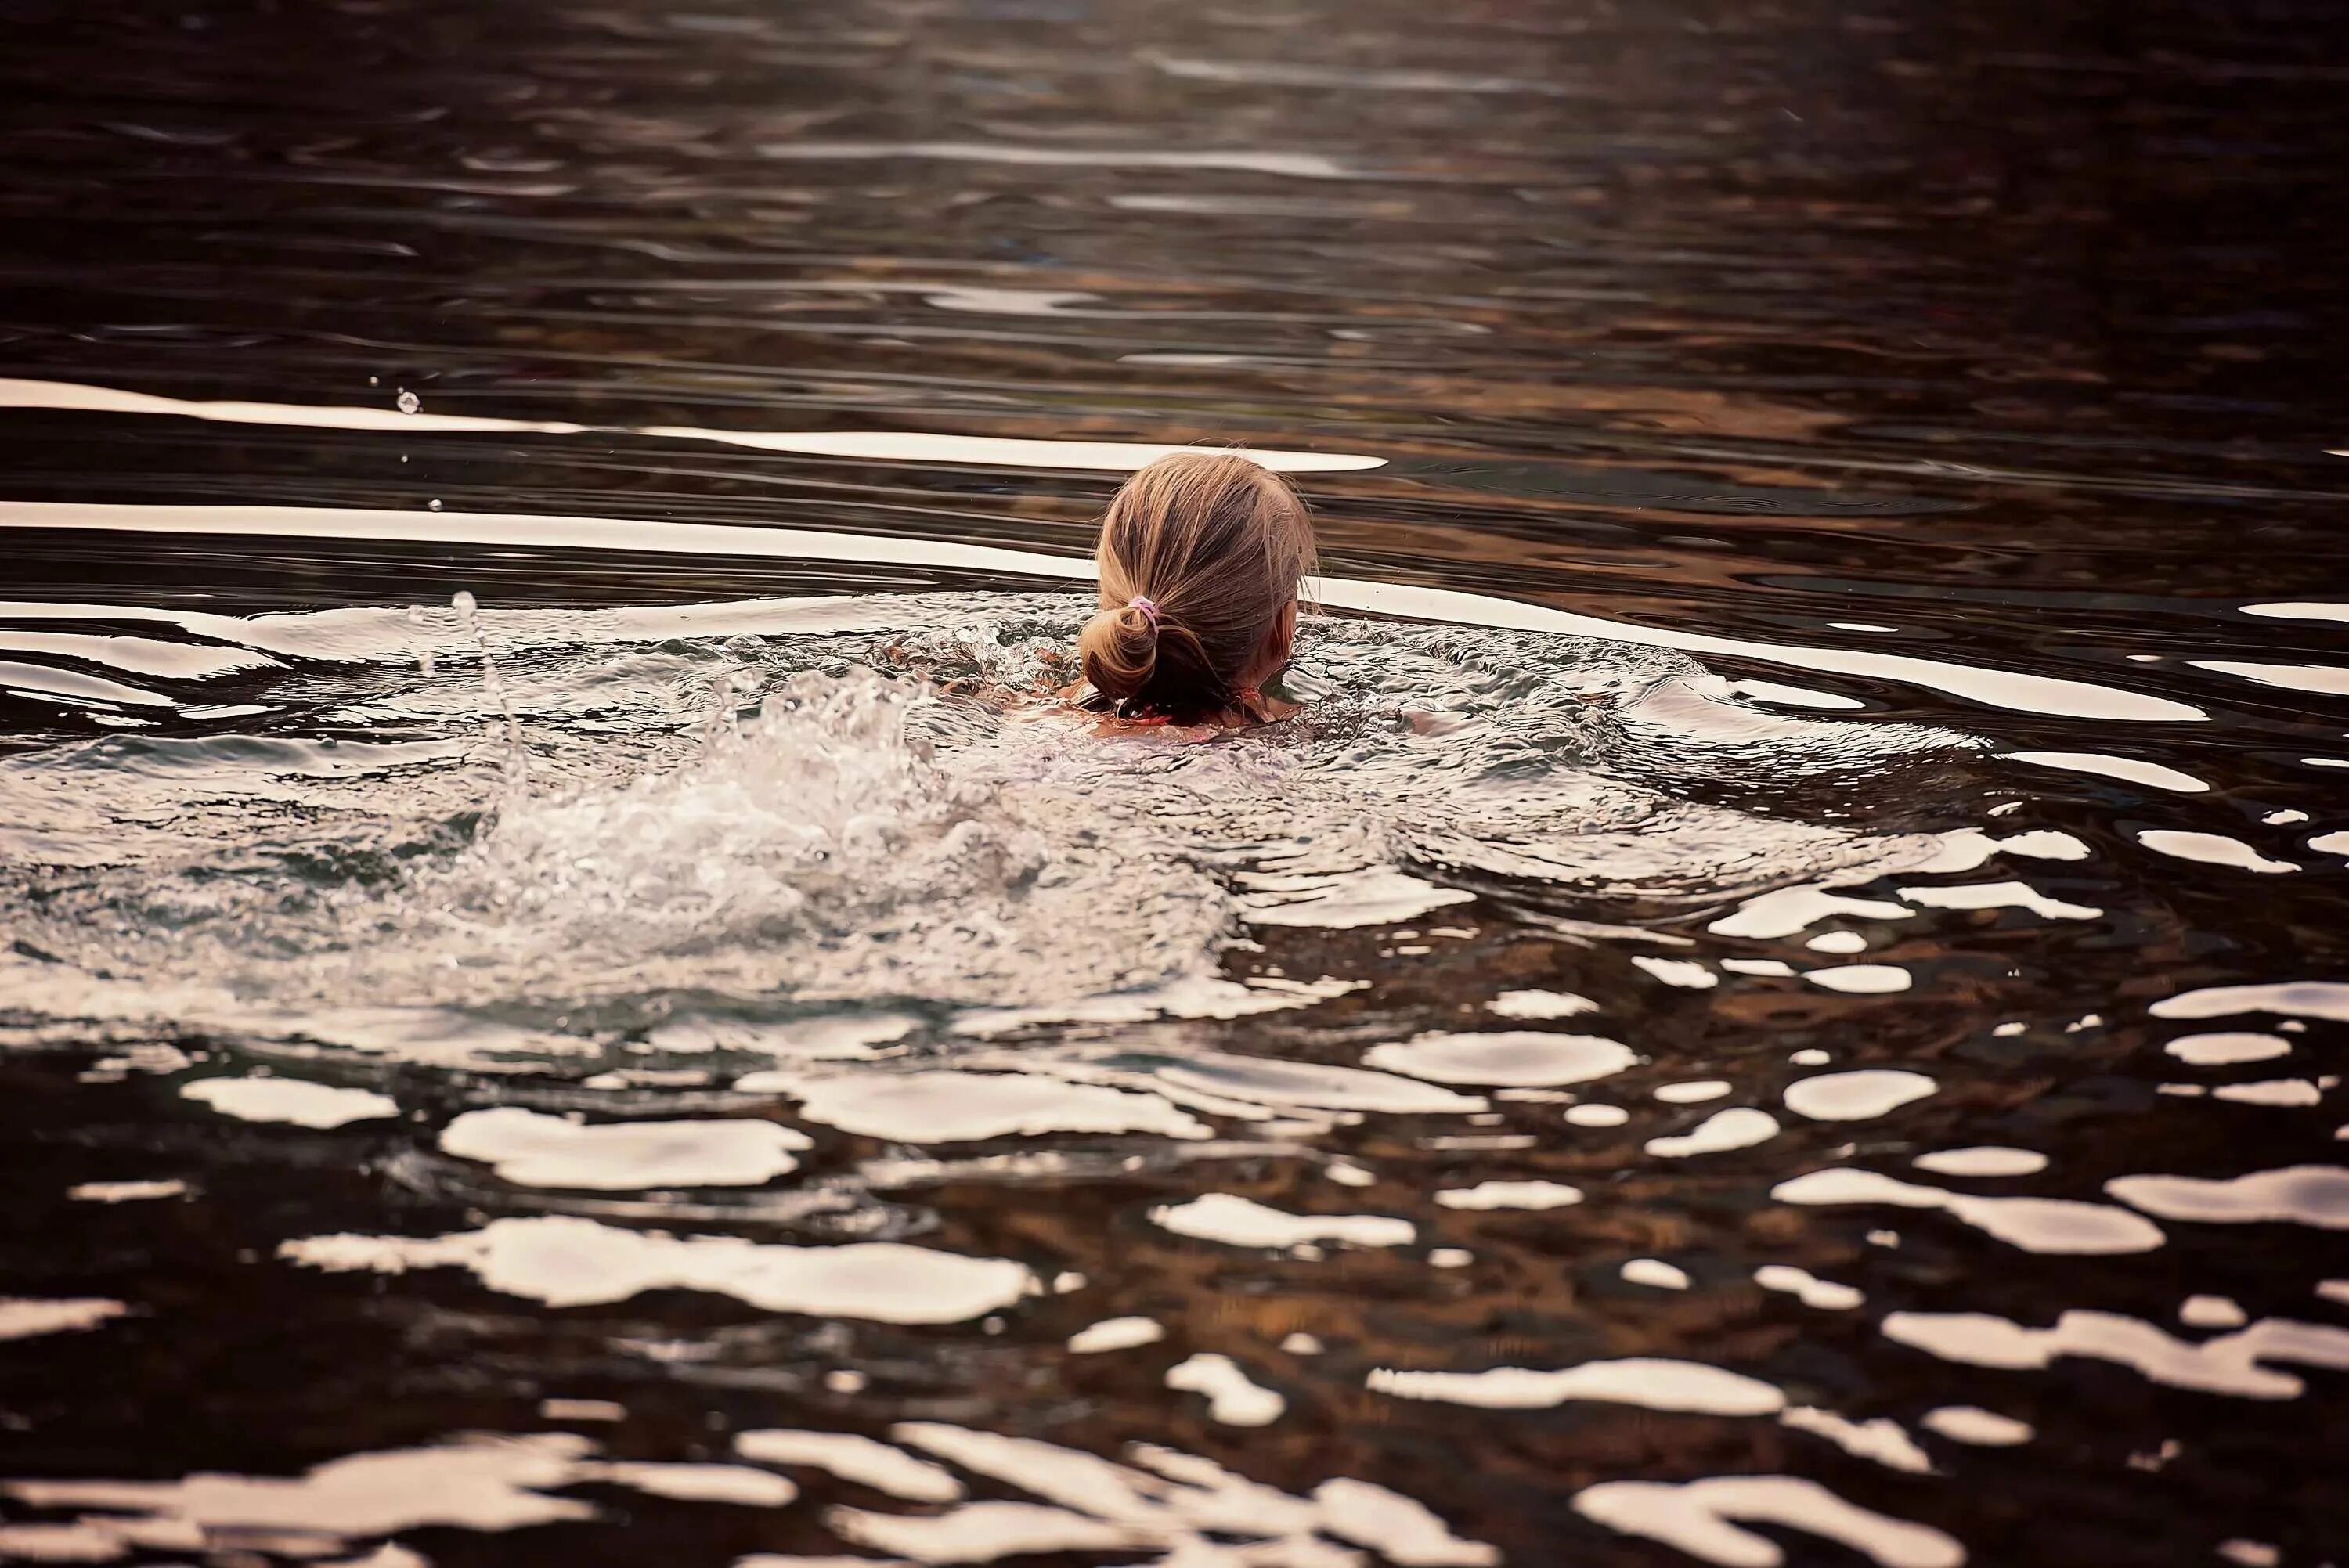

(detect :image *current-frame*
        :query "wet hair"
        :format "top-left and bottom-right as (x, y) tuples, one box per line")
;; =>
(1077, 452), (1317, 718)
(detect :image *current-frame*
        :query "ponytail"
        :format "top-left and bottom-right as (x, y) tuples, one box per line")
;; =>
(1077, 598), (1161, 701)
(1081, 452), (1316, 719)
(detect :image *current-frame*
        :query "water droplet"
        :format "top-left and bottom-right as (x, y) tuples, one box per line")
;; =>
(451, 591), (477, 612)
(428, 499), (442, 511)
(396, 388), (420, 414)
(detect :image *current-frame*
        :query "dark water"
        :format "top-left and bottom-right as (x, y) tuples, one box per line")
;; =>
(3, 1), (2348, 1565)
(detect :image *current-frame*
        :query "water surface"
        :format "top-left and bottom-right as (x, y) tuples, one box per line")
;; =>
(2, 2), (2347, 1566)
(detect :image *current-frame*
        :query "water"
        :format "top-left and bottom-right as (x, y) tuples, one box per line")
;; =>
(2, 1), (2347, 1564)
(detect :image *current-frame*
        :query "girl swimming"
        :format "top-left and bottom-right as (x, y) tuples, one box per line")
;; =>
(1073, 452), (1318, 727)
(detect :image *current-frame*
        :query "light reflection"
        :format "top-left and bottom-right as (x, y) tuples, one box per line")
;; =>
(0, 499), (2205, 721)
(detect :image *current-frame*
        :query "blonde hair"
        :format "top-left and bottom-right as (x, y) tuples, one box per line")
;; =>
(1077, 452), (1317, 717)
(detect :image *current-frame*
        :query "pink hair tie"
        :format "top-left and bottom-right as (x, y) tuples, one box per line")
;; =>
(1128, 595), (1159, 626)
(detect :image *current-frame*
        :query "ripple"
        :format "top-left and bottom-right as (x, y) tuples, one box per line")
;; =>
(279, 1216), (1036, 1321)
(1369, 1357), (1785, 1415)
(732, 1429), (963, 1503)
(1911, 1148), (2048, 1178)
(1783, 1071), (1938, 1122)
(2151, 982), (2349, 1022)
(1884, 1308), (2349, 1400)
(1647, 1108), (1781, 1159)
(1774, 1169), (2164, 1254)
(1166, 1354), (1285, 1426)
(1150, 1195), (1415, 1251)
(0, 1299), (128, 1342)
(1364, 1032), (1637, 1088)
(1434, 1179), (1584, 1210)
(2105, 1166), (2349, 1229)
(787, 1070), (1213, 1143)
(438, 1108), (811, 1188)
(1575, 1476), (1965, 1568)
(2135, 831), (2299, 874)
(182, 1076), (399, 1130)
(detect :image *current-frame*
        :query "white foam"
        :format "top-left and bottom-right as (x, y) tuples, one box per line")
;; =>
(1783, 1070), (1937, 1122)
(280, 1215), (1034, 1322)
(1434, 1180), (1584, 1211)
(1067, 1317), (1166, 1354)
(788, 1071), (1211, 1143)
(1647, 1108), (1781, 1159)
(1149, 1194), (1414, 1250)
(2105, 1166), (2349, 1229)
(1364, 1031), (1636, 1087)
(182, 1077), (398, 1129)
(1574, 1475), (1964, 1568)
(1239, 867), (1475, 928)
(438, 1107), (810, 1188)
(1368, 1357), (1784, 1415)
(1774, 1168), (2163, 1254)
(661, 1012), (917, 1062)
(1165, 1354), (1285, 1426)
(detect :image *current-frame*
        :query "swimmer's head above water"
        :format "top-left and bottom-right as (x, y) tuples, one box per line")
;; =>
(1077, 452), (1317, 723)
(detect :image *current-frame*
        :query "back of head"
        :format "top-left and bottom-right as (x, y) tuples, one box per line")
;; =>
(1077, 452), (1317, 718)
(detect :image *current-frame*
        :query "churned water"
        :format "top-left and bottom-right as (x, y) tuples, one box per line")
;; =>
(2, 1), (2347, 1566)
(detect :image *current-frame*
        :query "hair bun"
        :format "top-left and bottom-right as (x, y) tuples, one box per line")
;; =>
(1077, 598), (1161, 701)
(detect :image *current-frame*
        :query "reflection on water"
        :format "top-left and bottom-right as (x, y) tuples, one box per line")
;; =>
(2, 0), (2347, 1563)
